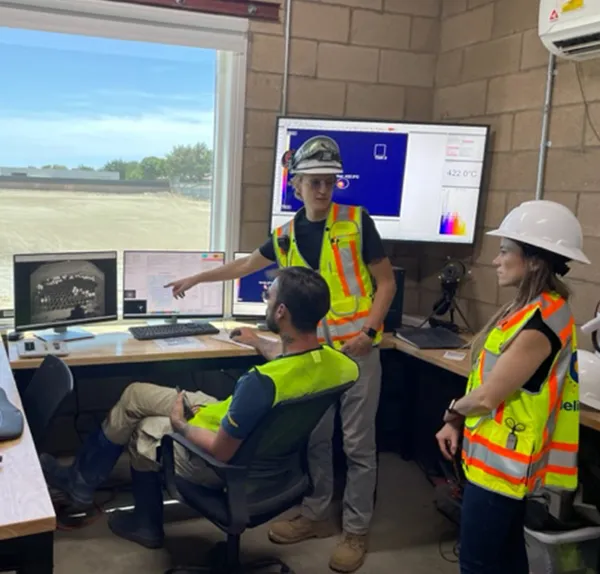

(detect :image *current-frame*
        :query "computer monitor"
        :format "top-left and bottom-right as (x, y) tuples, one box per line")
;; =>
(13, 251), (118, 342)
(270, 116), (490, 244)
(231, 252), (277, 320)
(123, 250), (224, 322)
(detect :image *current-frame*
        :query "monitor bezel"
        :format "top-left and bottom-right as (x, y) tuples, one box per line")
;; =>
(13, 250), (119, 333)
(267, 114), (491, 245)
(122, 249), (226, 320)
(230, 251), (276, 320)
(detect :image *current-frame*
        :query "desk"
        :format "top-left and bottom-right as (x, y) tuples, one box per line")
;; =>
(8, 321), (274, 370)
(382, 332), (600, 433)
(0, 343), (55, 572)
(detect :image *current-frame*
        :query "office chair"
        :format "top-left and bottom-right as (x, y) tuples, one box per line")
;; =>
(161, 381), (356, 574)
(21, 355), (74, 450)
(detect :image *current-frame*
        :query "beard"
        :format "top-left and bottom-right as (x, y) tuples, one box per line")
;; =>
(266, 309), (279, 334)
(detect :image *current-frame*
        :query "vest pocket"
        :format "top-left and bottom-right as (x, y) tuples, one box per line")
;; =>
(466, 419), (535, 487)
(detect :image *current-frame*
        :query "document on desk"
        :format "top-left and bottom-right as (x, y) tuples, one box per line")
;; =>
(443, 351), (467, 361)
(153, 337), (207, 351)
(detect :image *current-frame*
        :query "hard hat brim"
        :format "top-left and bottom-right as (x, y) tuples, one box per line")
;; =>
(486, 228), (591, 265)
(290, 166), (343, 175)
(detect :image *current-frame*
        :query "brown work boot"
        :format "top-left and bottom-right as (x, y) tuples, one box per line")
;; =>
(268, 514), (334, 544)
(329, 532), (368, 573)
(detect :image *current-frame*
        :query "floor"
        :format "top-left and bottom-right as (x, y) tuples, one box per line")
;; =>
(49, 453), (460, 574)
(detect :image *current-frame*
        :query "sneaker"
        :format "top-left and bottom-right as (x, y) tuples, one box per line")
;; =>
(268, 514), (335, 544)
(329, 533), (368, 573)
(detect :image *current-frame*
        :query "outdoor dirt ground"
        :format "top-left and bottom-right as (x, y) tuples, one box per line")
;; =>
(0, 189), (211, 309)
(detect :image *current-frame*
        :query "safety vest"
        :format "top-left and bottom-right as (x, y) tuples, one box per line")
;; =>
(462, 292), (579, 500)
(272, 203), (382, 350)
(189, 345), (359, 433)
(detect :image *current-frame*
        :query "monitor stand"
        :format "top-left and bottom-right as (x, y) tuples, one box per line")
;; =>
(35, 326), (95, 343)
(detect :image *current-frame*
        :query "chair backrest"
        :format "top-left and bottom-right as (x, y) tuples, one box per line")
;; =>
(230, 381), (355, 489)
(21, 355), (74, 450)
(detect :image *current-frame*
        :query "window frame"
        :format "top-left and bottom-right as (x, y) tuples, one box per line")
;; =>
(0, 0), (247, 317)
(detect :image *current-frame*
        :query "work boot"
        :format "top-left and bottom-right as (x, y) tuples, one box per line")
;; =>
(40, 427), (124, 510)
(108, 468), (164, 549)
(268, 514), (335, 544)
(329, 533), (368, 573)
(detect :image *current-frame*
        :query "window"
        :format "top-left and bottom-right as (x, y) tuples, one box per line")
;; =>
(0, 0), (247, 315)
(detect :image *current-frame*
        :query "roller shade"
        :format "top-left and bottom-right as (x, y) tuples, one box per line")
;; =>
(110, 0), (279, 22)
(0, 0), (251, 52)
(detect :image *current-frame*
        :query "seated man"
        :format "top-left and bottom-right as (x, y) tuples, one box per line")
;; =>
(40, 266), (359, 550)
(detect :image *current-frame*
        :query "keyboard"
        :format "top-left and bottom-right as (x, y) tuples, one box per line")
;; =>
(394, 326), (466, 350)
(129, 322), (220, 341)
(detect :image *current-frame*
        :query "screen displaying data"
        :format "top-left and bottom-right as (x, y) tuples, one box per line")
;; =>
(231, 252), (277, 318)
(123, 251), (224, 318)
(270, 117), (489, 244)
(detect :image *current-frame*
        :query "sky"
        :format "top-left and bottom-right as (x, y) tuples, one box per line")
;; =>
(0, 26), (216, 169)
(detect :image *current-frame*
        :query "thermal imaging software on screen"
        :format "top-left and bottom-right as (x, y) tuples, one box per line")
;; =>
(270, 117), (489, 244)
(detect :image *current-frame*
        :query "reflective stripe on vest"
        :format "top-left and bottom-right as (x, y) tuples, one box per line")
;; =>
(188, 346), (359, 433)
(272, 203), (382, 350)
(462, 292), (579, 499)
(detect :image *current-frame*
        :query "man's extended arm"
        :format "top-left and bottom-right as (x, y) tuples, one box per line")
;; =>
(252, 338), (282, 361)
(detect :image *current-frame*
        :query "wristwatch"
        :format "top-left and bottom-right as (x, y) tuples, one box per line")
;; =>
(361, 327), (377, 339)
(447, 399), (460, 416)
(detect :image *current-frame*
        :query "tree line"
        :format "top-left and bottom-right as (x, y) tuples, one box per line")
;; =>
(37, 143), (212, 184)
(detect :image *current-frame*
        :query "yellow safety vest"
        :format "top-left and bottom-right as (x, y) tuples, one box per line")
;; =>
(462, 292), (579, 500)
(272, 203), (382, 350)
(189, 345), (359, 432)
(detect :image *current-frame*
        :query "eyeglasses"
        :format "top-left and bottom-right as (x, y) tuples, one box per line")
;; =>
(307, 176), (336, 189)
(261, 290), (271, 302)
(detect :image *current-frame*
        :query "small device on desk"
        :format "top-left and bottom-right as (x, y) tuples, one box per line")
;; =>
(0, 387), (24, 441)
(395, 326), (465, 350)
(129, 322), (219, 341)
(16, 338), (69, 358)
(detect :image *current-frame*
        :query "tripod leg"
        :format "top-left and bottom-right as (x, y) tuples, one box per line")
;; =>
(453, 300), (473, 333)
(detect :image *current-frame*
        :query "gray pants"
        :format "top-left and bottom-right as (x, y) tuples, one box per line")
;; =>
(102, 382), (223, 488)
(301, 347), (382, 535)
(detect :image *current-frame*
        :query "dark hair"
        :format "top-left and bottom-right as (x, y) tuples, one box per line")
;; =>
(272, 267), (331, 333)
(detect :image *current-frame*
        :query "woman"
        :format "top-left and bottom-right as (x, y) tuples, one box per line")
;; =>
(436, 199), (590, 574)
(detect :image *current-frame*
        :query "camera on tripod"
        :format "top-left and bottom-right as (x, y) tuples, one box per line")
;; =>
(422, 259), (472, 334)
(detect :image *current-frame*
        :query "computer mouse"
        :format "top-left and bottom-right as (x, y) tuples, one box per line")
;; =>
(0, 388), (24, 441)
(229, 329), (242, 339)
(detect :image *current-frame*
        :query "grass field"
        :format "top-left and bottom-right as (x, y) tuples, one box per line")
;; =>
(0, 189), (212, 310)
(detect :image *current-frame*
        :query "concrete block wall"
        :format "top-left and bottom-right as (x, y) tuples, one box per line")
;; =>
(240, 0), (442, 314)
(423, 0), (600, 342)
(239, 0), (600, 336)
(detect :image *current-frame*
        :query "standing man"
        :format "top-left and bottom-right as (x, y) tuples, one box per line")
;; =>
(166, 135), (397, 572)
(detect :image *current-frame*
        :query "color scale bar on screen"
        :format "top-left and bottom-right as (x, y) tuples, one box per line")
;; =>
(439, 212), (467, 235)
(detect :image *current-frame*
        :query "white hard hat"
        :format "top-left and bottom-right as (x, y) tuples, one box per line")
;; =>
(487, 200), (590, 264)
(282, 135), (343, 175)
(578, 350), (600, 411)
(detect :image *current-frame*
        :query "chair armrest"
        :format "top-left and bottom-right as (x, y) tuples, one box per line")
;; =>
(167, 432), (245, 471)
(160, 432), (250, 533)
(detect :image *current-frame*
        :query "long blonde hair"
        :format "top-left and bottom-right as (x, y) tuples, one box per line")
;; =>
(469, 248), (570, 363)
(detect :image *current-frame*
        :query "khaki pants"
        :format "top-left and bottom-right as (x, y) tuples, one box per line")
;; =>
(102, 382), (223, 488)
(301, 347), (382, 535)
